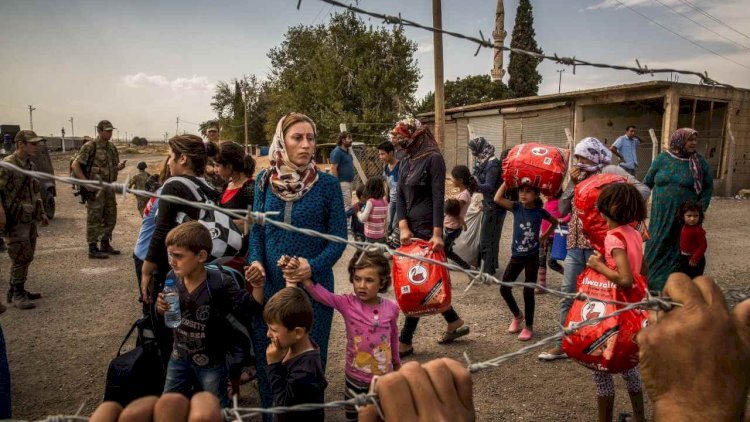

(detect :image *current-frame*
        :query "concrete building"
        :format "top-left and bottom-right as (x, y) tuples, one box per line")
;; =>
(419, 81), (750, 195)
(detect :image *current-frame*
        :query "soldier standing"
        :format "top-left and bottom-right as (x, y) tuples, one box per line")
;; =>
(71, 120), (126, 259)
(127, 161), (151, 216)
(0, 130), (48, 310)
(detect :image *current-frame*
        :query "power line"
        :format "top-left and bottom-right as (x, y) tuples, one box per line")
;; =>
(612, 0), (750, 71)
(653, 0), (749, 50)
(303, 0), (732, 87)
(678, 0), (750, 41)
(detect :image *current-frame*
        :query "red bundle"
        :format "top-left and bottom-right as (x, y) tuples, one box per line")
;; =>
(573, 173), (649, 253)
(573, 174), (628, 253)
(502, 143), (569, 196)
(562, 267), (648, 373)
(392, 240), (452, 317)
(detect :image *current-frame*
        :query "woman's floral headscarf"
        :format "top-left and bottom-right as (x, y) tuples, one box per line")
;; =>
(574, 137), (612, 173)
(468, 136), (496, 176)
(390, 117), (438, 159)
(669, 128), (703, 194)
(261, 114), (319, 202)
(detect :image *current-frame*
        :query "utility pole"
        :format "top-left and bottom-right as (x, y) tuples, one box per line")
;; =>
(432, 0), (445, 147)
(176, 117), (180, 136)
(28, 105), (36, 130)
(557, 69), (565, 93)
(69, 117), (74, 138)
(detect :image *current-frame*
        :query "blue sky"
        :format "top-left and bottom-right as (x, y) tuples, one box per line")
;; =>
(1, 0), (748, 139)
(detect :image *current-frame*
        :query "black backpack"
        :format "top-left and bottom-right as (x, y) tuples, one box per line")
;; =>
(103, 315), (166, 406)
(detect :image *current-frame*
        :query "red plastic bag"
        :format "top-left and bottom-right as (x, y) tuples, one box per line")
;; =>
(562, 267), (648, 373)
(502, 143), (569, 196)
(392, 239), (452, 317)
(573, 174), (649, 253)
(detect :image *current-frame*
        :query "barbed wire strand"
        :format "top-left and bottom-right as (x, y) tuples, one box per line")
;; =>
(0, 161), (677, 420)
(303, 0), (732, 88)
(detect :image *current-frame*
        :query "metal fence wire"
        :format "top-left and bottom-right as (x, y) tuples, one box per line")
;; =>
(0, 160), (687, 421)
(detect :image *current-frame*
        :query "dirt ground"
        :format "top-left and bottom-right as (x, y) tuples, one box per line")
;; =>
(1, 150), (748, 421)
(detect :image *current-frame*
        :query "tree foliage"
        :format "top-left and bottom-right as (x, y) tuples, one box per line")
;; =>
(507, 0), (543, 98)
(264, 11), (420, 143)
(415, 74), (511, 114)
(205, 74), (269, 145)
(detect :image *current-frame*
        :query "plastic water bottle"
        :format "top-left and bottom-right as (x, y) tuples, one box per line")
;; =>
(163, 279), (181, 328)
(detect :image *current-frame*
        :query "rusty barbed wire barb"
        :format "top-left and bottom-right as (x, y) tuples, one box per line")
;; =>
(307, 0), (732, 87)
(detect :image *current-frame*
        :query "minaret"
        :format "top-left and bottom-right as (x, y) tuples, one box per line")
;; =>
(491, 0), (506, 81)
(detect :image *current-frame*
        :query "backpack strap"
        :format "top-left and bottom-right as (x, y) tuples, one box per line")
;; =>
(204, 266), (252, 342)
(167, 177), (207, 223)
(116, 321), (140, 357)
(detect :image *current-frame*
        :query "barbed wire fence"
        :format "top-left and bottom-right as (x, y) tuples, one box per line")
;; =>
(1, 160), (683, 421)
(302, 0), (733, 88)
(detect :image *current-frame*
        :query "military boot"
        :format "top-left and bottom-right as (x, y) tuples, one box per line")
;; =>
(19, 286), (41, 301)
(100, 239), (121, 255)
(12, 285), (35, 310)
(89, 243), (109, 259)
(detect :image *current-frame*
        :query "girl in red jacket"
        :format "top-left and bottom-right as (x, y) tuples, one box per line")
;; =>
(677, 201), (707, 278)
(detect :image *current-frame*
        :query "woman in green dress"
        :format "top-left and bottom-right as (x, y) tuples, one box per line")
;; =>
(644, 128), (713, 291)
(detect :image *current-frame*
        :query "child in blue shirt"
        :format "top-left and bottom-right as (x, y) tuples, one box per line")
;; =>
(494, 182), (558, 341)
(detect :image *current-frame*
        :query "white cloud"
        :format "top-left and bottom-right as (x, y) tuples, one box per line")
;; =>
(123, 72), (169, 87)
(417, 43), (434, 54)
(122, 72), (214, 92)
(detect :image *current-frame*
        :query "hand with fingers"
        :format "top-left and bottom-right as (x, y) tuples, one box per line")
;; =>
(90, 392), (222, 422)
(358, 358), (475, 422)
(637, 273), (750, 422)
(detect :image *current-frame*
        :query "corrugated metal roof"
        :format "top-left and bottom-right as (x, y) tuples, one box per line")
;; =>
(419, 80), (749, 119)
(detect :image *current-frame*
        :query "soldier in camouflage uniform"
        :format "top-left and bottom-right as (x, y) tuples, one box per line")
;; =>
(71, 120), (126, 259)
(127, 161), (150, 216)
(0, 130), (49, 310)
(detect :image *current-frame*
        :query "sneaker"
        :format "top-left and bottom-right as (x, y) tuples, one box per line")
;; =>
(518, 327), (533, 341)
(507, 316), (524, 333)
(538, 346), (568, 361)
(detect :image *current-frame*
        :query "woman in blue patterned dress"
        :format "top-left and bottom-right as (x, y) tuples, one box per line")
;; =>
(644, 128), (713, 292)
(245, 113), (347, 409)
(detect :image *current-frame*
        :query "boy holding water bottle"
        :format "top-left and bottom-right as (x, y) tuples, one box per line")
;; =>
(156, 221), (264, 406)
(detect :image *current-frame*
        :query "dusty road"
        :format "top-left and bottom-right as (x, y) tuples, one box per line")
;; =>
(0, 150), (748, 421)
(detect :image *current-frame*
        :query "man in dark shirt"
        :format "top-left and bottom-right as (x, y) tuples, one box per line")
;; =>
(264, 287), (327, 422)
(331, 132), (355, 211)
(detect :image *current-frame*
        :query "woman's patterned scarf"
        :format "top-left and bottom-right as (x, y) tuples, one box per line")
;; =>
(468, 136), (496, 176)
(390, 117), (439, 160)
(574, 137), (612, 173)
(260, 116), (319, 202)
(669, 127), (703, 194)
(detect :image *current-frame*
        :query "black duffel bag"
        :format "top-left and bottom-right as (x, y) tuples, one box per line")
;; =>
(103, 315), (166, 406)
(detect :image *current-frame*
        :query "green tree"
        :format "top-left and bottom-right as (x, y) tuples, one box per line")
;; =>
(264, 11), (420, 143)
(507, 0), (543, 98)
(206, 74), (269, 145)
(415, 74), (511, 113)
